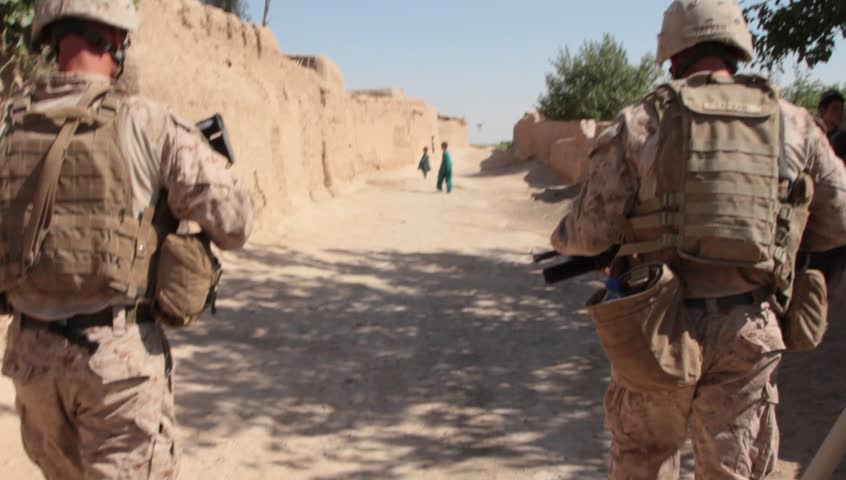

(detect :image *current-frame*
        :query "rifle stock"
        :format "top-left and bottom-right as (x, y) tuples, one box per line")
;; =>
(536, 246), (619, 285)
(532, 250), (560, 264)
(196, 114), (235, 167)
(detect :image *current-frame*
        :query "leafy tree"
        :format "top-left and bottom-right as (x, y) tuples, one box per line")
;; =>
(780, 68), (846, 112)
(538, 34), (662, 121)
(1, 0), (37, 98)
(744, 0), (845, 70)
(201, 0), (250, 20)
(1, 0), (144, 99)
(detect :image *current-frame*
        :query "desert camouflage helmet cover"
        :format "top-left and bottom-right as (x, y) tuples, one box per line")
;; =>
(31, 0), (140, 45)
(656, 0), (754, 65)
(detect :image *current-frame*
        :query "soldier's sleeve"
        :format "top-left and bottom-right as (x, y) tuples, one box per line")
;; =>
(549, 114), (638, 256)
(130, 98), (253, 250)
(794, 106), (846, 251)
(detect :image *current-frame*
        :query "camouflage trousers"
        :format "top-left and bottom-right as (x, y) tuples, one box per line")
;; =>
(605, 302), (784, 479)
(1, 310), (179, 479)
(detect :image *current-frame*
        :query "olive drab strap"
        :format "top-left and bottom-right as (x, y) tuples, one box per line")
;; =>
(19, 84), (111, 272)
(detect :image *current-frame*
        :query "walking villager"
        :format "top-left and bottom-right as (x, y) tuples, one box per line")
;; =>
(437, 141), (453, 193)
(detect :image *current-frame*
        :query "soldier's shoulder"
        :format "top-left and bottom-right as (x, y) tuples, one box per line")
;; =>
(779, 98), (819, 133)
(592, 101), (656, 156)
(120, 94), (195, 135)
(591, 102), (651, 155)
(621, 101), (656, 138)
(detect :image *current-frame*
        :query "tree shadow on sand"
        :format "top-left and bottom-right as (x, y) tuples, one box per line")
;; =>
(169, 242), (613, 479)
(775, 298), (846, 478)
(475, 150), (581, 204)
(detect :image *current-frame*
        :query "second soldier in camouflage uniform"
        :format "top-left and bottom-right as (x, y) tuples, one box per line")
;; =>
(551, 1), (846, 478)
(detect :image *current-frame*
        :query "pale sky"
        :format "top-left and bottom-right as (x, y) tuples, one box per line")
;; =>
(247, 1), (846, 144)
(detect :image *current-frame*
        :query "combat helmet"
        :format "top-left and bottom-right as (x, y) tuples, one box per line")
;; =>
(656, 0), (754, 65)
(31, 0), (140, 47)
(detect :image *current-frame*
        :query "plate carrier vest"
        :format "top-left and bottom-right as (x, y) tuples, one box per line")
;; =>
(0, 84), (158, 304)
(619, 73), (813, 309)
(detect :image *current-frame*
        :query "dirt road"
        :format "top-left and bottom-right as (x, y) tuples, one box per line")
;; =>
(1, 148), (842, 479)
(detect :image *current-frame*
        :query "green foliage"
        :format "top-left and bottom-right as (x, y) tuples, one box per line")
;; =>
(1, 0), (36, 97)
(780, 68), (846, 112)
(1, 0), (143, 98)
(744, 0), (845, 70)
(538, 34), (662, 121)
(200, 0), (250, 20)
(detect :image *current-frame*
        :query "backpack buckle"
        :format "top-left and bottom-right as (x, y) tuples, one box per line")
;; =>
(778, 206), (793, 223)
(774, 228), (790, 247)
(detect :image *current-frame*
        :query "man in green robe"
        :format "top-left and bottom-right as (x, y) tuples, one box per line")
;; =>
(437, 142), (453, 193)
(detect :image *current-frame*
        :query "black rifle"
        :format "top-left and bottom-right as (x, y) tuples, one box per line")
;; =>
(196, 113), (235, 167)
(533, 246), (620, 285)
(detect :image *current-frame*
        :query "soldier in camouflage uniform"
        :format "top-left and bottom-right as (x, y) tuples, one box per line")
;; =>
(0, 1), (253, 478)
(550, 1), (846, 478)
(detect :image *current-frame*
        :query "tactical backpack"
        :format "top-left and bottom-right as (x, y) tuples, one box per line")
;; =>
(587, 73), (825, 392)
(0, 84), (159, 303)
(0, 84), (221, 327)
(619, 73), (813, 312)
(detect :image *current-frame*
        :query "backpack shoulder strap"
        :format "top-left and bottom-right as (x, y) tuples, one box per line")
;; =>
(20, 84), (112, 270)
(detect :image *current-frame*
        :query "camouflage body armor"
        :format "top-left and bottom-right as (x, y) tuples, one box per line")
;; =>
(587, 74), (821, 391)
(620, 73), (813, 310)
(0, 86), (159, 304)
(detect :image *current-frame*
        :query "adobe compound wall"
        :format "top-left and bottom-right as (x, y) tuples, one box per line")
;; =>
(131, 0), (466, 228)
(511, 111), (611, 184)
(437, 115), (469, 149)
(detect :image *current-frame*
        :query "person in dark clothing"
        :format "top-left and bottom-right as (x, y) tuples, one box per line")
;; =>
(417, 146), (431, 178)
(833, 131), (846, 159)
(819, 90), (845, 158)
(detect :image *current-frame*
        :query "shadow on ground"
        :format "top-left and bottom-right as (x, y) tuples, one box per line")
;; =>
(170, 243), (611, 478)
(475, 150), (581, 206)
(476, 151), (564, 186)
(776, 298), (846, 478)
(531, 185), (581, 204)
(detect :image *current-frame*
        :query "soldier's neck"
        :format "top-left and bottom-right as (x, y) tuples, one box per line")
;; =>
(57, 40), (116, 78)
(685, 57), (733, 78)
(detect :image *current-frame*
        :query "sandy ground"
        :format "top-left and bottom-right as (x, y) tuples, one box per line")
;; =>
(1, 147), (843, 479)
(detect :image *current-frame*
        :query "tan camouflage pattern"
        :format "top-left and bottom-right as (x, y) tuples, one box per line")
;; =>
(605, 302), (783, 479)
(657, 0), (754, 65)
(551, 96), (846, 295)
(2, 72), (253, 320)
(552, 84), (846, 476)
(1, 313), (178, 479)
(32, 0), (140, 44)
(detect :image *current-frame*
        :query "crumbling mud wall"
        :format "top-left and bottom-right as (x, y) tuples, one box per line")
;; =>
(511, 111), (609, 184)
(131, 0), (464, 228)
(437, 115), (468, 148)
